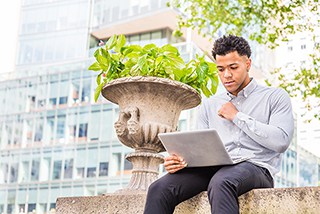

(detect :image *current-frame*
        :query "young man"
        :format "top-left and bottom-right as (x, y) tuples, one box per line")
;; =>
(144, 35), (294, 214)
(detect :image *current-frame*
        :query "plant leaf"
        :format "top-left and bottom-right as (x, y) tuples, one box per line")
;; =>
(94, 82), (105, 102)
(165, 53), (185, 69)
(161, 44), (179, 55)
(201, 84), (212, 97)
(144, 43), (157, 51)
(106, 35), (117, 50)
(96, 71), (103, 85)
(88, 62), (101, 71)
(115, 35), (126, 52)
(208, 74), (219, 95)
(138, 55), (148, 75)
(93, 48), (100, 57)
(96, 54), (109, 70)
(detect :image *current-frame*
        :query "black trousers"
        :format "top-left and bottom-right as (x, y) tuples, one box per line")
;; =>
(144, 161), (274, 214)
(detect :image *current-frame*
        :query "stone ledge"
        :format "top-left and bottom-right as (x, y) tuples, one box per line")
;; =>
(56, 187), (320, 214)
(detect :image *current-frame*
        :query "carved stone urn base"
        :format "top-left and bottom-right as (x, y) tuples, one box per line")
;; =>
(102, 76), (201, 191)
(117, 151), (164, 192)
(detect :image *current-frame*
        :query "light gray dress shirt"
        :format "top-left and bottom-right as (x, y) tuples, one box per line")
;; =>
(196, 79), (294, 176)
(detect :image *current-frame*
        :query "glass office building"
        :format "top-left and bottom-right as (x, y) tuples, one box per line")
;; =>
(0, 0), (319, 213)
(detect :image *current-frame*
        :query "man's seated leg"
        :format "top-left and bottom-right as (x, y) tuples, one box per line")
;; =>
(144, 166), (220, 214)
(207, 162), (274, 214)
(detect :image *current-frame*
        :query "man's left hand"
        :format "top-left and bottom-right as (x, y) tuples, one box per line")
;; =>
(218, 102), (238, 121)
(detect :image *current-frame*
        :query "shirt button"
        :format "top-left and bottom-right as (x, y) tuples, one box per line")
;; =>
(237, 102), (240, 105)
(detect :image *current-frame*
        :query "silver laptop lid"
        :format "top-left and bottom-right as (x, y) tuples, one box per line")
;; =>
(158, 129), (234, 167)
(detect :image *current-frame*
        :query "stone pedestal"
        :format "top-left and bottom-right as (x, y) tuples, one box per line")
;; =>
(56, 187), (320, 214)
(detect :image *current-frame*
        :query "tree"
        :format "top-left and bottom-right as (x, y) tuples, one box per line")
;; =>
(168, 0), (320, 120)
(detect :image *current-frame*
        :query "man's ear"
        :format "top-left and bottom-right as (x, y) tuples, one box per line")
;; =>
(246, 58), (252, 71)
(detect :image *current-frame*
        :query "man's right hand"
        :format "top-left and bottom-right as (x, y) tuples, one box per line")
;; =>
(164, 154), (187, 173)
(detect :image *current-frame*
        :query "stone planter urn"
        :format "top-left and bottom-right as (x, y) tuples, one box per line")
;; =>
(101, 76), (201, 192)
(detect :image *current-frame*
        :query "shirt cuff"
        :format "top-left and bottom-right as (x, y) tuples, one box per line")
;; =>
(232, 112), (247, 128)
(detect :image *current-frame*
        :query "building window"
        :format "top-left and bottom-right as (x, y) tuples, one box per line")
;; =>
(59, 96), (68, 105)
(68, 112), (77, 141)
(75, 148), (86, 179)
(10, 163), (18, 183)
(7, 204), (14, 214)
(24, 119), (33, 144)
(110, 153), (121, 176)
(76, 167), (84, 179)
(40, 157), (51, 181)
(101, 109), (113, 140)
(301, 44), (306, 49)
(81, 79), (91, 103)
(78, 123), (88, 138)
(78, 110), (88, 140)
(37, 83), (47, 109)
(58, 80), (69, 106)
(45, 115), (55, 142)
(71, 81), (80, 105)
(0, 164), (8, 183)
(38, 203), (47, 214)
(49, 79), (59, 108)
(124, 159), (132, 170)
(49, 203), (56, 212)
(53, 160), (62, 180)
(87, 167), (96, 178)
(89, 109), (100, 141)
(151, 31), (162, 39)
(99, 162), (108, 176)
(27, 96), (36, 112)
(34, 117), (44, 142)
(31, 160), (39, 181)
(64, 159), (73, 179)
(123, 158), (133, 175)
(56, 115), (66, 140)
(28, 204), (36, 213)
(288, 46), (293, 51)
(20, 161), (29, 182)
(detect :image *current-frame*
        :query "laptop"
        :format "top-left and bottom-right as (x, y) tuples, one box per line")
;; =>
(158, 129), (249, 167)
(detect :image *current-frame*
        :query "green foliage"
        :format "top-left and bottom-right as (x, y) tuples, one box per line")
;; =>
(168, 0), (320, 120)
(168, 0), (316, 48)
(267, 43), (320, 121)
(89, 35), (218, 101)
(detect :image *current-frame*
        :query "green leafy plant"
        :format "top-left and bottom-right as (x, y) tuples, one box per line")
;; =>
(88, 34), (219, 101)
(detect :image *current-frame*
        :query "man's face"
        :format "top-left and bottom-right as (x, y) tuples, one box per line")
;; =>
(216, 51), (251, 96)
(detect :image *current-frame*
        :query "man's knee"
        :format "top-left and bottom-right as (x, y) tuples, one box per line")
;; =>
(147, 178), (174, 200)
(207, 174), (236, 194)
(148, 179), (165, 195)
(145, 178), (178, 214)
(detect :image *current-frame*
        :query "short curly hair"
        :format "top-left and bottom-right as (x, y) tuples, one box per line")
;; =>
(212, 35), (251, 60)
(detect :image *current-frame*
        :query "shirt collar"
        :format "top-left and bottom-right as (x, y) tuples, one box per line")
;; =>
(226, 78), (257, 99)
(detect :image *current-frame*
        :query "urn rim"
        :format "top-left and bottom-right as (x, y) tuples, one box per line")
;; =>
(101, 76), (202, 110)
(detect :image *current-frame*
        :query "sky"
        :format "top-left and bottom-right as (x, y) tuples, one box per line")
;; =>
(0, 1), (21, 75)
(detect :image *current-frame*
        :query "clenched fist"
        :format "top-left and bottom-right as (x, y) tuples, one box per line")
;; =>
(218, 102), (239, 121)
